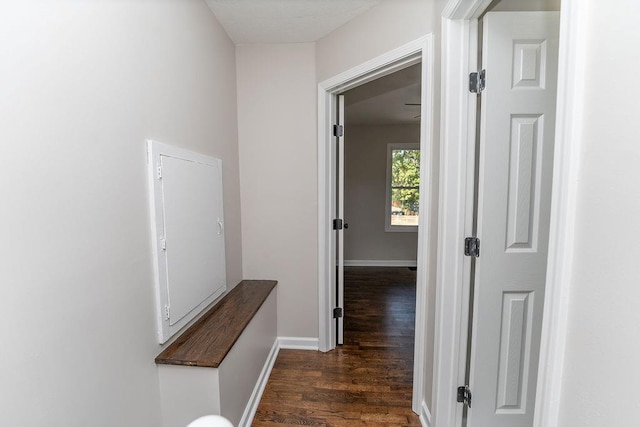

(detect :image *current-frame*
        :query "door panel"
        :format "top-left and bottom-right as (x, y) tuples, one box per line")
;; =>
(336, 94), (345, 345)
(160, 155), (226, 327)
(506, 114), (543, 251)
(467, 12), (559, 427)
(495, 290), (534, 413)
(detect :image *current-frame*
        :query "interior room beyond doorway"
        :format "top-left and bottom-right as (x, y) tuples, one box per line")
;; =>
(342, 63), (422, 268)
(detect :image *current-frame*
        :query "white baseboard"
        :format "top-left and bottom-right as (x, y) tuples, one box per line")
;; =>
(238, 339), (279, 427)
(420, 401), (432, 427)
(278, 336), (320, 350)
(344, 259), (417, 267)
(238, 337), (320, 426)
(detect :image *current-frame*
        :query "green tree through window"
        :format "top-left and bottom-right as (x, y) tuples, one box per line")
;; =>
(388, 145), (420, 229)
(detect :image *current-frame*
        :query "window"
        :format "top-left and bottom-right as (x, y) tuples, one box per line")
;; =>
(385, 143), (420, 232)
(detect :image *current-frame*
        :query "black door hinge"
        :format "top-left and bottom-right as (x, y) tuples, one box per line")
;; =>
(469, 69), (486, 93)
(333, 124), (344, 137)
(333, 218), (343, 230)
(464, 237), (480, 257)
(457, 385), (472, 407)
(333, 307), (343, 319)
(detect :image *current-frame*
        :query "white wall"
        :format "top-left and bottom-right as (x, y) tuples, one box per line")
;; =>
(235, 1), (446, 354)
(0, 1), (241, 425)
(558, 1), (640, 425)
(316, 0), (437, 82)
(344, 124), (420, 262)
(489, 0), (561, 12)
(236, 43), (319, 338)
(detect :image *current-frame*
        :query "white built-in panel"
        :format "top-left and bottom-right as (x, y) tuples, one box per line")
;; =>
(148, 140), (227, 343)
(161, 156), (226, 326)
(496, 291), (534, 413)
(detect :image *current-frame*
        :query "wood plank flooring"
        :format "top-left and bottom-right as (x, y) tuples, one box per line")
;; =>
(252, 267), (419, 426)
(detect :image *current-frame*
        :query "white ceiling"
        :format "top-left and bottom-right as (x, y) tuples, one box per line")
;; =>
(205, 0), (384, 44)
(345, 63), (422, 125)
(205, 0), (420, 125)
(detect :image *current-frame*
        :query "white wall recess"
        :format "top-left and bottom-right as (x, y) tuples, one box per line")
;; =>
(147, 140), (227, 343)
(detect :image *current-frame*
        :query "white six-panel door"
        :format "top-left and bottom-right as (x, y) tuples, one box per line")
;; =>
(467, 12), (559, 427)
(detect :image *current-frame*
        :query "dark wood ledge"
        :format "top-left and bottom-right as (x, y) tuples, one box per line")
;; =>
(155, 280), (277, 368)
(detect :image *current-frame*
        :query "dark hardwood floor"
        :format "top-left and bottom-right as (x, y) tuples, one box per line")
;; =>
(252, 266), (419, 426)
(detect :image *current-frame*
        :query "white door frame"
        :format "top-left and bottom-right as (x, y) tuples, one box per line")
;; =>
(317, 35), (435, 417)
(432, 1), (587, 426)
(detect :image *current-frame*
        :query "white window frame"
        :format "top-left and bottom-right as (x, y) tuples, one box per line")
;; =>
(385, 142), (420, 232)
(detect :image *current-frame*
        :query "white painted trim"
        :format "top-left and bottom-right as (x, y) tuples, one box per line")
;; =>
(278, 337), (320, 351)
(317, 35), (435, 418)
(237, 340), (279, 427)
(431, 13), (477, 427)
(344, 260), (417, 267)
(534, 1), (585, 426)
(443, 0), (493, 19)
(420, 400), (433, 427)
(238, 336), (321, 426)
(318, 81), (337, 353)
(412, 34), (435, 417)
(319, 38), (426, 93)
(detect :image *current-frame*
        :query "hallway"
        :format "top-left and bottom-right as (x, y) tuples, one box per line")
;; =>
(252, 267), (420, 426)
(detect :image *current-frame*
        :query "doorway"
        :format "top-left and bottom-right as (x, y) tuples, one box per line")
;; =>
(337, 63), (422, 412)
(342, 63), (422, 269)
(330, 65), (424, 343)
(317, 35), (435, 416)
(462, 9), (560, 427)
(434, 1), (580, 426)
